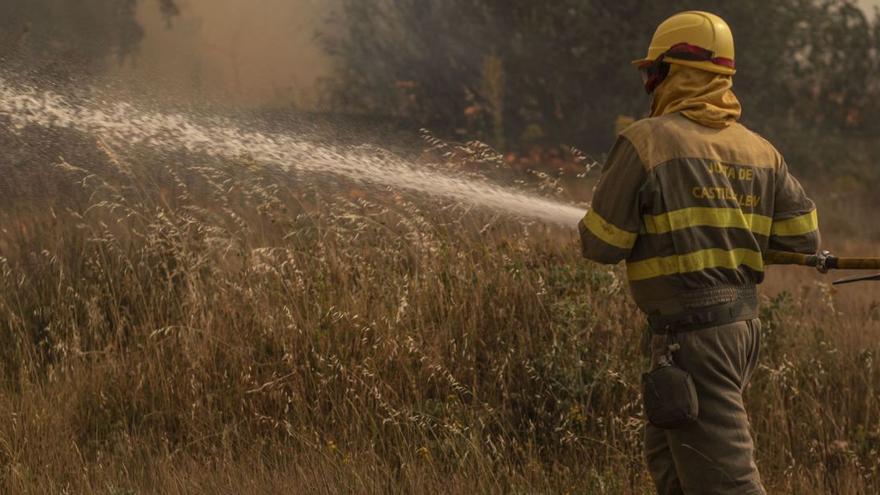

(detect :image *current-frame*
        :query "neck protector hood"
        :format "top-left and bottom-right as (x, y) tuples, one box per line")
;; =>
(650, 64), (742, 129)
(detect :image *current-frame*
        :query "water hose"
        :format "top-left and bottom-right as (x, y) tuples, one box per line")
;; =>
(764, 250), (880, 285)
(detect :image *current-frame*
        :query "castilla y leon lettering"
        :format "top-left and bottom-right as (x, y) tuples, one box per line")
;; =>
(691, 186), (736, 200)
(739, 194), (761, 207)
(691, 186), (761, 207)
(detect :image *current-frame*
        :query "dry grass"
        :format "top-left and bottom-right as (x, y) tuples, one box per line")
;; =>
(0, 126), (878, 494)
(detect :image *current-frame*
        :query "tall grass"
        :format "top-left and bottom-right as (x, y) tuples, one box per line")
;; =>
(0, 126), (877, 494)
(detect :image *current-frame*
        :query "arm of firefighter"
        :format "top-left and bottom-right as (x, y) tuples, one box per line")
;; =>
(579, 137), (646, 264)
(769, 160), (820, 254)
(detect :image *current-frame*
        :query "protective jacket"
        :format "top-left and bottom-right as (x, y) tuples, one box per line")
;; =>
(579, 65), (819, 316)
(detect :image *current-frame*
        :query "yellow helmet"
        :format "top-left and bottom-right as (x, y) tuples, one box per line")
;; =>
(632, 11), (736, 76)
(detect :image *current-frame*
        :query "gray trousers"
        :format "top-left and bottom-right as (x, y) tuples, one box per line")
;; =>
(645, 319), (766, 495)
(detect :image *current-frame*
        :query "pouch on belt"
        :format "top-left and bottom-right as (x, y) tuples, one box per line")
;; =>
(642, 358), (698, 429)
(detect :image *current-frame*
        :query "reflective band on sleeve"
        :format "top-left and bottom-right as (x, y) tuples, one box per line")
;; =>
(581, 210), (638, 250)
(644, 207), (772, 237)
(771, 210), (819, 237)
(626, 248), (765, 281)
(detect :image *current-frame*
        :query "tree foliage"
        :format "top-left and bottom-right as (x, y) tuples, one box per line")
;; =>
(321, 0), (880, 154)
(0, 0), (178, 78)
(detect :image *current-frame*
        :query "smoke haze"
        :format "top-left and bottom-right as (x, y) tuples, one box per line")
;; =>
(107, 0), (878, 109)
(111, 0), (337, 108)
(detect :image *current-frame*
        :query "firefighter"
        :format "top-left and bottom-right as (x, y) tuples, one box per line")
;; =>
(578, 11), (819, 495)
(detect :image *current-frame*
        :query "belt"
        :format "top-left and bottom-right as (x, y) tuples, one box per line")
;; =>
(647, 289), (758, 334)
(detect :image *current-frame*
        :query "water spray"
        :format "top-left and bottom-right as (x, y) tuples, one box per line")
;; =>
(0, 79), (586, 227)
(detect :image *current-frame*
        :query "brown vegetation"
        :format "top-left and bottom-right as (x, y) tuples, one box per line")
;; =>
(0, 127), (878, 494)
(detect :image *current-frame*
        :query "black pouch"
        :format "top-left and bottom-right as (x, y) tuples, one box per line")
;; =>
(641, 363), (698, 429)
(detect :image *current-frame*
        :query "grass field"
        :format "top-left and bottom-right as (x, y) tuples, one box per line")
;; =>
(0, 125), (878, 494)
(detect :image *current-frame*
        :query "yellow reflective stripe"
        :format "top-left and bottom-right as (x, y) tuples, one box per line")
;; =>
(743, 214), (772, 236)
(581, 210), (638, 250)
(626, 248), (764, 281)
(643, 207), (772, 237)
(771, 210), (819, 237)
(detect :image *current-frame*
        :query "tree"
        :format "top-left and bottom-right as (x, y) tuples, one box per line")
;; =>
(320, 0), (880, 155)
(0, 0), (178, 79)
